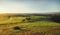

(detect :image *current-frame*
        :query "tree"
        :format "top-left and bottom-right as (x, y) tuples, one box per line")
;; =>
(50, 15), (60, 23)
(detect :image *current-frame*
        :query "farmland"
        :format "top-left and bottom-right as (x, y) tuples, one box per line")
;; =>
(0, 14), (60, 35)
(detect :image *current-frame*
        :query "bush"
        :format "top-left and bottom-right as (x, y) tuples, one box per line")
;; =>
(22, 19), (25, 22)
(26, 17), (31, 21)
(13, 26), (21, 30)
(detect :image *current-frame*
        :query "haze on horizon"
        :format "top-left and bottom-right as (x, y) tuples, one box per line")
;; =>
(0, 0), (60, 13)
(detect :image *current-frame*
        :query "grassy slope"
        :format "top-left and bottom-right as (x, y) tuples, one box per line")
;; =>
(0, 15), (60, 35)
(0, 16), (60, 30)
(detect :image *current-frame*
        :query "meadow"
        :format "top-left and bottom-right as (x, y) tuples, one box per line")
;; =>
(0, 14), (60, 35)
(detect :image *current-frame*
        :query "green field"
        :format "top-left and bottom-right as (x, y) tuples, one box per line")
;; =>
(0, 15), (60, 35)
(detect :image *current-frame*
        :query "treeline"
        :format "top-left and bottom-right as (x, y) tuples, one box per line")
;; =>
(50, 14), (60, 23)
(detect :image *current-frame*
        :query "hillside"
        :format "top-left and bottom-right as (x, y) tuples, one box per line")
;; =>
(0, 14), (60, 35)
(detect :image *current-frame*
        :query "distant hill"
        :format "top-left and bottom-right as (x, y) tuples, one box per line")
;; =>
(0, 14), (9, 17)
(0, 12), (60, 17)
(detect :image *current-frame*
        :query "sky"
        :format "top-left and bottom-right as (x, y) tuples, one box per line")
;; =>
(0, 0), (60, 13)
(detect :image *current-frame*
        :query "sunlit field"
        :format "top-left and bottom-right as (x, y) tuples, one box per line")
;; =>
(0, 14), (60, 35)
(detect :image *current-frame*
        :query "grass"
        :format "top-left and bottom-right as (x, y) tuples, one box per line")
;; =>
(0, 15), (60, 35)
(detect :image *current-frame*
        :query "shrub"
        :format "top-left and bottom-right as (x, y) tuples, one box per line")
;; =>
(13, 26), (22, 30)
(22, 19), (25, 22)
